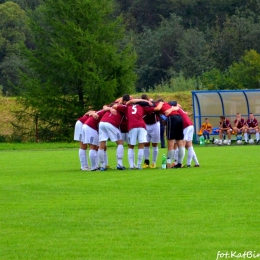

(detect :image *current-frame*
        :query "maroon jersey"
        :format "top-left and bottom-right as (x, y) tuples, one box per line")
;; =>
(119, 116), (128, 133)
(84, 109), (106, 131)
(116, 104), (154, 131)
(220, 119), (232, 129)
(158, 103), (179, 116)
(246, 118), (258, 128)
(78, 114), (89, 123)
(101, 110), (124, 129)
(234, 118), (245, 128)
(177, 109), (193, 128)
(143, 113), (160, 125)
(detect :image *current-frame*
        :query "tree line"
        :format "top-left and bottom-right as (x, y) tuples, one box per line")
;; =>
(1, 0), (260, 141)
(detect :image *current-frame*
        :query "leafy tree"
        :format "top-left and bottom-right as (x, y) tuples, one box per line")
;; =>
(117, 0), (175, 32)
(0, 1), (28, 95)
(134, 14), (184, 91)
(236, 0), (260, 23)
(19, 0), (137, 141)
(134, 14), (214, 91)
(201, 68), (225, 90)
(210, 15), (260, 71)
(146, 0), (246, 30)
(227, 49), (260, 89)
(202, 50), (260, 89)
(0, 55), (27, 95)
(176, 28), (213, 79)
(116, 0), (260, 90)
(0, 0), (43, 10)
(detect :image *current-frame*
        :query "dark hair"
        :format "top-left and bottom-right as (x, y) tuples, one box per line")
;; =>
(141, 94), (149, 100)
(220, 115), (225, 119)
(122, 94), (130, 102)
(168, 100), (177, 106)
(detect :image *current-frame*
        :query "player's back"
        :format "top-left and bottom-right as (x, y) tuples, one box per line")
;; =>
(177, 109), (193, 128)
(101, 111), (124, 128)
(126, 104), (146, 130)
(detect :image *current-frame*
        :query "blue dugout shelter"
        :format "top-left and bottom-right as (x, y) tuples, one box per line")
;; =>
(192, 90), (260, 141)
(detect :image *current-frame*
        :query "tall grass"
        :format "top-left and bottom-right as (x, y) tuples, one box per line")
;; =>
(0, 144), (259, 259)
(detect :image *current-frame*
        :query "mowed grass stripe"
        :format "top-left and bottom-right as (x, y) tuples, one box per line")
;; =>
(0, 145), (259, 259)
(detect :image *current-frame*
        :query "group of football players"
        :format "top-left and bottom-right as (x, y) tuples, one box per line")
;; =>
(74, 94), (200, 171)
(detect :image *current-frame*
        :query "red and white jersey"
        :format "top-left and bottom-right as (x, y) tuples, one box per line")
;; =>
(78, 114), (89, 124)
(234, 118), (245, 128)
(246, 118), (258, 128)
(177, 109), (193, 129)
(220, 119), (232, 129)
(84, 109), (106, 131)
(116, 104), (154, 131)
(100, 110), (124, 129)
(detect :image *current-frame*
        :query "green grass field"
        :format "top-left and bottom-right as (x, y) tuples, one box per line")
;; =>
(0, 143), (259, 260)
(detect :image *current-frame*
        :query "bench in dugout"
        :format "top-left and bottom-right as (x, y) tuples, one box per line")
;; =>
(198, 127), (249, 142)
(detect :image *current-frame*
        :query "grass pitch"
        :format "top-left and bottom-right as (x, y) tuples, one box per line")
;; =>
(0, 143), (259, 259)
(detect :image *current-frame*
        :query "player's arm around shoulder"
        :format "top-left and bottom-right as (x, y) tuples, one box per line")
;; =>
(164, 106), (179, 116)
(154, 101), (164, 111)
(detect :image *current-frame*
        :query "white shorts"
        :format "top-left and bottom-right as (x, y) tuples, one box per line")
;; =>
(247, 129), (257, 134)
(82, 124), (99, 146)
(121, 132), (128, 143)
(128, 128), (147, 145)
(74, 120), (83, 141)
(146, 122), (160, 143)
(223, 129), (233, 134)
(183, 125), (194, 141)
(99, 122), (122, 142)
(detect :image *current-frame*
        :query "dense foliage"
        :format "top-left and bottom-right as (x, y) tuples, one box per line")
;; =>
(16, 0), (136, 141)
(1, 0), (260, 94)
(1, 0), (260, 141)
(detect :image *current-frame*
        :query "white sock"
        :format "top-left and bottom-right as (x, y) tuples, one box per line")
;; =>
(89, 150), (97, 170)
(98, 149), (105, 168)
(104, 151), (108, 166)
(244, 133), (248, 142)
(152, 146), (158, 164)
(137, 149), (144, 168)
(178, 146), (185, 164)
(144, 146), (150, 161)
(95, 150), (98, 168)
(79, 149), (87, 169)
(117, 144), (124, 166)
(128, 148), (134, 168)
(174, 148), (179, 162)
(187, 147), (193, 166)
(84, 152), (88, 168)
(167, 149), (174, 162)
(192, 148), (199, 165)
(256, 132), (259, 141)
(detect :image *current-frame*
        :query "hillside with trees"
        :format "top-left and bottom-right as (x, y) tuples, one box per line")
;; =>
(1, 0), (260, 141)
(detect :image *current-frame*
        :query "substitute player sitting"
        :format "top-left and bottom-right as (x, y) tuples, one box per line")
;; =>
(200, 118), (212, 143)
(233, 113), (246, 140)
(244, 113), (260, 144)
(218, 115), (232, 145)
